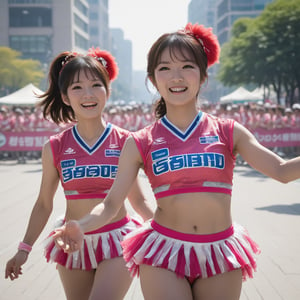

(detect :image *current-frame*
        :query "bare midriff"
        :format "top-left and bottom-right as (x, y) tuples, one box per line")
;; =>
(155, 192), (232, 235)
(65, 198), (127, 224)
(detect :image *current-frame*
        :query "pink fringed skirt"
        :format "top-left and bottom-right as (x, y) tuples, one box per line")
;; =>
(44, 215), (140, 270)
(122, 220), (260, 282)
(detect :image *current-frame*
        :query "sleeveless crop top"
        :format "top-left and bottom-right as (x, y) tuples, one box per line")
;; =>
(131, 112), (236, 200)
(50, 123), (130, 200)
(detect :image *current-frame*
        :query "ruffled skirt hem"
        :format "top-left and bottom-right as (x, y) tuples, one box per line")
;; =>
(121, 220), (260, 281)
(44, 216), (141, 270)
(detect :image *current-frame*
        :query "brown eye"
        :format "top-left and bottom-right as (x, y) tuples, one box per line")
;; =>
(183, 64), (194, 69)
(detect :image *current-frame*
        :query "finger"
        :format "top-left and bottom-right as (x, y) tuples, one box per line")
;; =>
(52, 229), (64, 239)
(5, 264), (15, 280)
(5, 268), (11, 279)
(6, 269), (17, 281)
(54, 238), (64, 248)
(13, 266), (20, 278)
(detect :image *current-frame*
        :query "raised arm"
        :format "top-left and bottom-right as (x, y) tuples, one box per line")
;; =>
(234, 121), (300, 183)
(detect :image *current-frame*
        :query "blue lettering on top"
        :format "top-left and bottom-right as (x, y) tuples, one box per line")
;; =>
(199, 136), (219, 144)
(61, 164), (118, 182)
(105, 149), (121, 157)
(152, 148), (169, 175)
(61, 159), (76, 168)
(151, 149), (225, 175)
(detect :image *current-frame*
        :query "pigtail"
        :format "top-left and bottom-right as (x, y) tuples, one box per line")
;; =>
(37, 52), (75, 124)
(154, 98), (167, 119)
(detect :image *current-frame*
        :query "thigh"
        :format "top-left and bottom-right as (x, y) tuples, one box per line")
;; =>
(89, 257), (133, 300)
(192, 269), (242, 300)
(140, 264), (193, 300)
(57, 264), (95, 300)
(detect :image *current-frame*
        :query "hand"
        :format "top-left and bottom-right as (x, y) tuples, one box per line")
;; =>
(53, 220), (84, 253)
(5, 251), (29, 280)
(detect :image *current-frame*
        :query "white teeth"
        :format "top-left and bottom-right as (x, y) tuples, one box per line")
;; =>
(170, 87), (186, 92)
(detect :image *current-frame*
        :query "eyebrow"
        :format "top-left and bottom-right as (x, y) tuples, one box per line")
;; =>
(71, 77), (100, 83)
(158, 59), (194, 65)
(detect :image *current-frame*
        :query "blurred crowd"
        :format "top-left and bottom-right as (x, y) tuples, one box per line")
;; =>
(201, 101), (300, 130)
(201, 101), (300, 160)
(1, 100), (300, 133)
(0, 102), (155, 133)
(1, 100), (300, 162)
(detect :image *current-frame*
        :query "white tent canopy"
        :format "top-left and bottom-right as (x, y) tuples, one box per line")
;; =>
(0, 83), (44, 106)
(220, 87), (263, 104)
(251, 87), (276, 102)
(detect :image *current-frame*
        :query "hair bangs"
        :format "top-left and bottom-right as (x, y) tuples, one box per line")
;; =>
(167, 34), (198, 63)
(59, 56), (109, 95)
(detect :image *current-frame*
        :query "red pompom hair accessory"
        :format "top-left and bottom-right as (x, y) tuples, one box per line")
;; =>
(87, 47), (119, 81)
(181, 23), (220, 67)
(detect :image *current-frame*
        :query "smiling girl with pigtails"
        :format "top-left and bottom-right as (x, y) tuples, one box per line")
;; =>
(5, 47), (153, 300)
(51, 23), (300, 300)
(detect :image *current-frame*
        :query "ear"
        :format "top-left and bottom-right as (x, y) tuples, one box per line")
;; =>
(61, 94), (71, 106)
(148, 75), (157, 88)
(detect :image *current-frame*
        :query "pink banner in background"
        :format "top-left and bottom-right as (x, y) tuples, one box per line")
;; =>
(252, 128), (300, 147)
(0, 131), (55, 151)
(0, 128), (300, 152)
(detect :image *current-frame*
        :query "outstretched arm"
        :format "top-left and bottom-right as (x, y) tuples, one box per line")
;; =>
(234, 122), (300, 183)
(54, 137), (143, 251)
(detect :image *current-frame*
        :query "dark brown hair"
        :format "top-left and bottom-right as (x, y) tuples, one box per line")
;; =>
(147, 32), (208, 119)
(38, 52), (110, 124)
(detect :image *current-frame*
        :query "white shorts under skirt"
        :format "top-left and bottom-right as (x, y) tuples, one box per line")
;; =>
(121, 220), (260, 283)
(44, 215), (140, 270)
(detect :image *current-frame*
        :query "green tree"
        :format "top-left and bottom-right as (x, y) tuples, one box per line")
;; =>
(218, 18), (259, 87)
(256, 0), (300, 105)
(218, 0), (300, 105)
(0, 47), (44, 96)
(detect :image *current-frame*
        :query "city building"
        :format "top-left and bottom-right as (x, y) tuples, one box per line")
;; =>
(0, 0), (134, 102)
(188, 0), (218, 29)
(216, 0), (274, 45)
(110, 28), (132, 101)
(88, 0), (110, 50)
(0, 0), (92, 67)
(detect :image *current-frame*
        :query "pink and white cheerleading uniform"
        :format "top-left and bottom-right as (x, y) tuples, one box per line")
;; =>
(44, 123), (140, 270)
(121, 111), (260, 283)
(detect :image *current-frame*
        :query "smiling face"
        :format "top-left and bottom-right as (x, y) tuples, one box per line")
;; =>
(152, 47), (201, 108)
(62, 69), (108, 121)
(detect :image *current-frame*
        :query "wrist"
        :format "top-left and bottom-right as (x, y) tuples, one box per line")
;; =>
(18, 241), (32, 253)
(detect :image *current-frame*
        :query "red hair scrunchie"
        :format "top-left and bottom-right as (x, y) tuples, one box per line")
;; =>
(87, 47), (119, 81)
(181, 23), (220, 67)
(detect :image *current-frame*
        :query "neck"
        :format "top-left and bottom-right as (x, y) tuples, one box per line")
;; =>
(76, 118), (106, 145)
(165, 107), (199, 131)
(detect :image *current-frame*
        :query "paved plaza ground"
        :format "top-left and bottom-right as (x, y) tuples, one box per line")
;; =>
(1, 161), (300, 299)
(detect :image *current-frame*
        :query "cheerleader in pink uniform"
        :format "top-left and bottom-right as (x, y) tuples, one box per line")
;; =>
(53, 24), (300, 300)
(5, 48), (153, 300)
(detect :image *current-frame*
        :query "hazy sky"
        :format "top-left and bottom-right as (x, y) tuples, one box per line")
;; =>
(109, 0), (190, 71)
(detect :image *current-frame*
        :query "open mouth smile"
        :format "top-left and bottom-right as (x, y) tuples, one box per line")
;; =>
(169, 87), (187, 93)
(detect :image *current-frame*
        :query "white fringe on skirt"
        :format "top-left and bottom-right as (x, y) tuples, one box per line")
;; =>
(44, 216), (140, 270)
(122, 220), (260, 281)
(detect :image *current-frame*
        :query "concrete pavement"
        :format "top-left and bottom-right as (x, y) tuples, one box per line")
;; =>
(1, 161), (300, 299)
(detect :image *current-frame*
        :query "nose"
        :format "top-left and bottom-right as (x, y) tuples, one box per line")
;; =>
(83, 87), (94, 98)
(171, 68), (183, 81)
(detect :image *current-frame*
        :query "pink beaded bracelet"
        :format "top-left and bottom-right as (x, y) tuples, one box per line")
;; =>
(18, 242), (32, 253)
